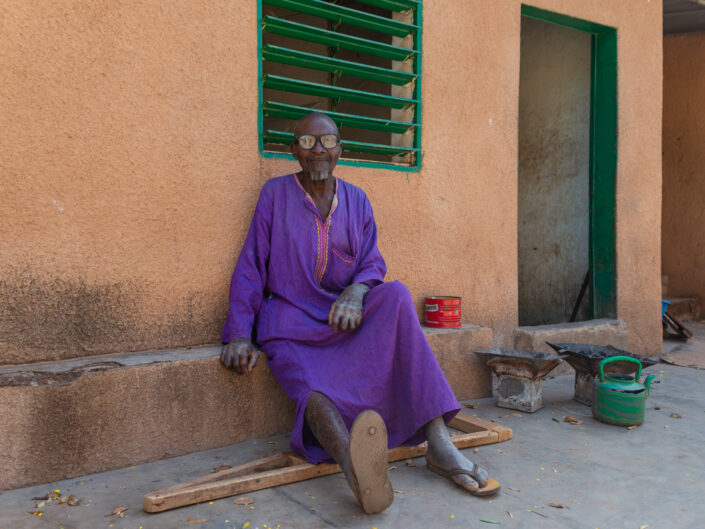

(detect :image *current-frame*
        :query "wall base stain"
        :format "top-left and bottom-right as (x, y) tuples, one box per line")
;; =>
(0, 269), (225, 365)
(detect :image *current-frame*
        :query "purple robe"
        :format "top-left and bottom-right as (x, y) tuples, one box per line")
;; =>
(223, 173), (460, 463)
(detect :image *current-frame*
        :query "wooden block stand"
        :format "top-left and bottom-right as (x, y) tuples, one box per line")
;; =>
(144, 414), (512, 513)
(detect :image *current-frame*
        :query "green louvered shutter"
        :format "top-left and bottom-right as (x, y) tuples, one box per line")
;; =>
(259, 0), (421, 168)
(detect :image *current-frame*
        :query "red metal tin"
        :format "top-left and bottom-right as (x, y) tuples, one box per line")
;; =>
(424, 296), (461, 328)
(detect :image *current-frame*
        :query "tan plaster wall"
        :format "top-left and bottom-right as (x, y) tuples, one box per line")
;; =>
(662, 33), (705, 307)
(1, 0), (663, 365)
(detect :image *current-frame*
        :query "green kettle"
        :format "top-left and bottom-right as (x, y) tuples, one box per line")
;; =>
(592, 356), (655, 426)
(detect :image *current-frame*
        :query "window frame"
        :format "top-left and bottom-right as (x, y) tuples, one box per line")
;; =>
(257, 0), (423, 173)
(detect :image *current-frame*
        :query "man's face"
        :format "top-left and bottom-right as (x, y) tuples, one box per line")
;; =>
(291, 115), (341, 181)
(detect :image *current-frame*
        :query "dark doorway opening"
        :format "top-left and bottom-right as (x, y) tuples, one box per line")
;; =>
(518, 5), (618, 326)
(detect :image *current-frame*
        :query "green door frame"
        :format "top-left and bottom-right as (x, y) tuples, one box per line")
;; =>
(521, 5), (618, 319)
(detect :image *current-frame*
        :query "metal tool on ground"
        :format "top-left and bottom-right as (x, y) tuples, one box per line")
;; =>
(546, 342), (657, 406)
(143, 414), (512, 513)
(592, 356), (655, 426)
(474, 348), (562, 412)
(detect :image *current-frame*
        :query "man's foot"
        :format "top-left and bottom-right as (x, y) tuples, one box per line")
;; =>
(425, 443), (498, 495)
(347, 410), (394, 514)
(425, 441), (491, 493)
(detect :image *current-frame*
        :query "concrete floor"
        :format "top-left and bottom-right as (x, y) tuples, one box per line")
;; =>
(2, 354), (704, 529)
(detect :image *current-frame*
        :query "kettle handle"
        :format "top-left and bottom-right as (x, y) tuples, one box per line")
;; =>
(598, 356), (642, 382)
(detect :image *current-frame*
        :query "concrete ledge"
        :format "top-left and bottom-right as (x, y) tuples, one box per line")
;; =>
(0, 347), (295, 491)
(0, 324), (491, 490)
(424, 324), (493, 401)
(513, 319), (629, 376)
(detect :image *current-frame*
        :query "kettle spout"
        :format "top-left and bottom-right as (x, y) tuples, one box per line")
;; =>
(644, 374), (655, 395)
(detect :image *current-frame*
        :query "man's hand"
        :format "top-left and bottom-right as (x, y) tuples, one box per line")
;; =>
(328, 283), (370, 332)
(220, 338), (260, 375)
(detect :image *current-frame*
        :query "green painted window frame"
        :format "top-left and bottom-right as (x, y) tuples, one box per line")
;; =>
(257, 0), (422, 173)
(521, 5), (618, 319)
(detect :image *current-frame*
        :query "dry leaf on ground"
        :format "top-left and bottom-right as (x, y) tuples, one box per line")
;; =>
(26, 511), (43, 516)
(211, 464), (232, 473)
(188, 517), (208, 523)
(67, 495), (81, 506)
(233, 497), (255, 506)
(388, 465), (397, 471)
(511, 413), (522, 418)
(548, 503), (568, 509)
(31, 493), (49, 501)
(552, 418), (560, 422)
(563, 416), (583, 425)
(464, 403), (479, 409)
(106, 506), (128, 518)
(507, 487), (521, 492)
(670, 413), (682, 419)
(627, 425), (638, 430)
(405, 459), (417, 467)
(473, 448), (479, 454)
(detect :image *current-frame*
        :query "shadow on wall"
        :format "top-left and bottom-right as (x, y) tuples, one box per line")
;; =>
(0, 268), (226, 365)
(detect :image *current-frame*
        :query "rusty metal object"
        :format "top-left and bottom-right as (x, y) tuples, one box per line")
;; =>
(546, 342), (657, 405)
(475, 348), (563, 413)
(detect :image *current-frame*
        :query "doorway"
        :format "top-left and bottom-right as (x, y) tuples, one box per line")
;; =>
(518, 5), (618, 326)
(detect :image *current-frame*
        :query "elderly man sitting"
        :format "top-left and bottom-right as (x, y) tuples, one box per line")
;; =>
(221, 112), (497, 514)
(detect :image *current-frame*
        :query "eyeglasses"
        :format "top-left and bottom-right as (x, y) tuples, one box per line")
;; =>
(294, 134), (340, 150)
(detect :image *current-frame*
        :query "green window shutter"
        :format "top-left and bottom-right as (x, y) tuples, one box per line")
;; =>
(259, 0), (422, 168)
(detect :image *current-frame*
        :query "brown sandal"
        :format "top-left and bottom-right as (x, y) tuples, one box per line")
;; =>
(349, 410), (394, 514)
(426, 461), (501, 496)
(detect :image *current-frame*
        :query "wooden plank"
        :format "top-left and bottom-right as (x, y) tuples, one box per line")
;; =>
(144, 462), (341, 512)
(387, 430), (498, 462)
(144, 424), (511, 513)
(147, 453), (292, 497)
(664, 312), (693, 340)
(449, 413), (514, 442)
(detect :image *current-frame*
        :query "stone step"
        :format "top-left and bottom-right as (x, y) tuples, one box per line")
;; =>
(664, 296), (701, 321)
(0, 324), (492, 491)
(513, 318), (629, 376)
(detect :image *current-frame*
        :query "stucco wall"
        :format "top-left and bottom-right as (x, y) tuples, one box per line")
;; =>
(0, 0), (663, 364)
(662, 33), (705, 307)
(518, 17), (591, 326)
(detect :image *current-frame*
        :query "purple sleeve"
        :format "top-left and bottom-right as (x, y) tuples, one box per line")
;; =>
(221, 185), (272, 343)
(353, 197), (387, 288)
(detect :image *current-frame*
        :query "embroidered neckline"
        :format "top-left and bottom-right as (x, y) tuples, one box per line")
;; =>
(291, 174), (338, 289)
(292, 173), (338, 221)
